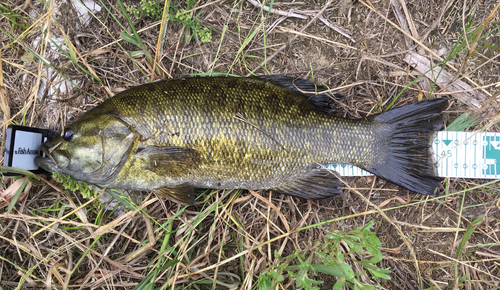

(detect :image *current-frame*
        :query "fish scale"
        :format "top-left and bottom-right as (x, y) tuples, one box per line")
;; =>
(35, 76), (448, 204)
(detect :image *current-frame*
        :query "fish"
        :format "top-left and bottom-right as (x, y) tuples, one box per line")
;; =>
(35, 75), (448, 204)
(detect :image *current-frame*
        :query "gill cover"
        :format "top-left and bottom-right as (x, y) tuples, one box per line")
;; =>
(38, 115), (137, 185)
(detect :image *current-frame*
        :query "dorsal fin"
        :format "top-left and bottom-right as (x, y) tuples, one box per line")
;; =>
(255, 75), (344, 114)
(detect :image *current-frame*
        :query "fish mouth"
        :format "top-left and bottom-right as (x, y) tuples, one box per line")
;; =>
(34, 144), (57, 171)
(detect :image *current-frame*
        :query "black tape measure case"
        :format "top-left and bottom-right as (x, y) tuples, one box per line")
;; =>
(3, 125), (57, 176)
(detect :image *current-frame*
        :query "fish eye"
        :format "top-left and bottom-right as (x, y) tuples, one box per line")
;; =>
(62, 130), (74, 141)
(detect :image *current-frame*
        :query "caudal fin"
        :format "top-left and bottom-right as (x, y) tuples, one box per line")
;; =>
(365, 98), (448, 195)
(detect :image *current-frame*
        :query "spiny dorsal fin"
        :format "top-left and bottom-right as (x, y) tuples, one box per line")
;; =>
(272, 168), (343, 200)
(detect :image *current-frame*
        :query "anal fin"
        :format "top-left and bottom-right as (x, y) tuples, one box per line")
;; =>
(272, 168), (342, 200)
(155, 184), (200, 205)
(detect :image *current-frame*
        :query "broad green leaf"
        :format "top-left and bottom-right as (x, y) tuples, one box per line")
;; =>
(310, 264), (343, 278)
(332, 279), (346, 290)
(20, 52), (34, 63)
(368, 232), (381, 246)
(365, 245), (382, 262)
(340, 263), (355, 280)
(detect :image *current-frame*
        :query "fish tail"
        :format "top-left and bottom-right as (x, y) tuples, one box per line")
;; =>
(366, 98), (448, 195)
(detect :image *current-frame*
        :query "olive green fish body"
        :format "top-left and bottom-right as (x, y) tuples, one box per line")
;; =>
(89, 78), (378, 188)
(36, 76), (447, 204)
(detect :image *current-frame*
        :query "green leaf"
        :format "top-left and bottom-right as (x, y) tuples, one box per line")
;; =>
(366, 265), (392, 280)
(365, 245), (382, 263)
(64, 35), (77, 61)
(301, 275), (322, 290)
(335, 250), (345, 263)
(459, 274), (469, 283)
(310, 264), (343, 278)
(274, 249), (283, 260)
(257, 275), (272, 290)
(340, 263), (355, 280)
(20, 52), (34, 63)
(260, 216), (394, 289)
(363, 220), (375, 231)
(325, 233), (335, 239)
(332, 279), (346, 290)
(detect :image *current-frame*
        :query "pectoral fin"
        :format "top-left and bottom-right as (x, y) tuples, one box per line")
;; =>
(136, 146), (200, 177)
(155, 184), (199, 205)
(273, 168), (342, 199)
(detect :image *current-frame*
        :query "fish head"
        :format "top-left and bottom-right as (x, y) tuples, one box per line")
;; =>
(35, 115), (137, 185)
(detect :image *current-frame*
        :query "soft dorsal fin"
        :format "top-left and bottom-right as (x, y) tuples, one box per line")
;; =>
(272, 168), (343, 199)
(255, 75), (344, 114)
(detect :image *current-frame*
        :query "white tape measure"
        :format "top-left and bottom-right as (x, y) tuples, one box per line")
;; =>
(327, 131), (500, 179)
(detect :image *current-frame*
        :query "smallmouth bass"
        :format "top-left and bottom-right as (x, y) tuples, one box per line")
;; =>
(35, 76), (448, 204)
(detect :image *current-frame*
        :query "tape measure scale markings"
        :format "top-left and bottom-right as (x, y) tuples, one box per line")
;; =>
(484, 135), (500, 177)
(327, 131), (500, 179)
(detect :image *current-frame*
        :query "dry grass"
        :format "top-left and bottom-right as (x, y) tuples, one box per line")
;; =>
(1, 0), (500, 289)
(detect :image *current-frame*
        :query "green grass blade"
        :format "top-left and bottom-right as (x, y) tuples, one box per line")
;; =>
(455, 215), (485, 259)
(7, 179), (29, 214)
(116, 0), (160, 78)
(446, 112), (479, 131)
(1, 166), (39, 180)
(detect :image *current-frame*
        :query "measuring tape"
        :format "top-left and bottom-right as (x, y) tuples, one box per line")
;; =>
(327, 131), (500, 179)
